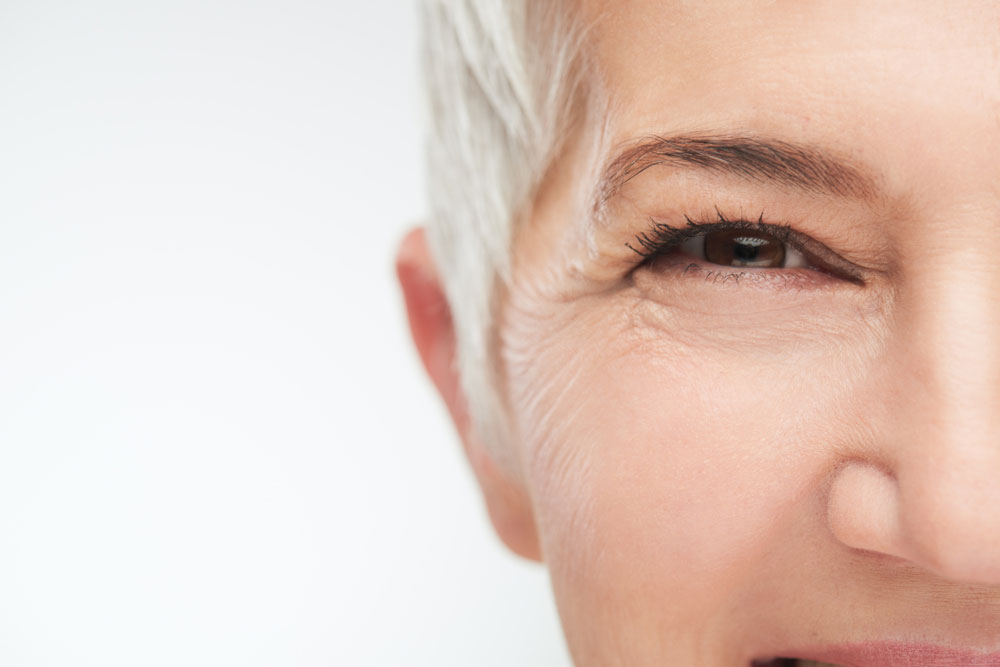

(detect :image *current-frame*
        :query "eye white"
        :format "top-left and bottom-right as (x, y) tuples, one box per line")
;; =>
(783, 244), (808, 268)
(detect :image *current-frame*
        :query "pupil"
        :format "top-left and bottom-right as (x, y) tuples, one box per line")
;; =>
(704, 230), (785, 268)
(732, 236), (767, 262)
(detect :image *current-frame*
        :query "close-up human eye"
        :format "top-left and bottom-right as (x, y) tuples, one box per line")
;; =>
(677, 228), (807, 269)
(628, 213), (863, 287)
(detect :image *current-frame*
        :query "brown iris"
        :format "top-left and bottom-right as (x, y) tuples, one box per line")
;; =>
(703, 230), (786, 268)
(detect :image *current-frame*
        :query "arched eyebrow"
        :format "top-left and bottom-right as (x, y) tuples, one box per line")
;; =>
(596, 133), (879, 208)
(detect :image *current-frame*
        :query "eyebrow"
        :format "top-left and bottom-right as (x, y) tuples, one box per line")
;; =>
(596, 133), (878, 207)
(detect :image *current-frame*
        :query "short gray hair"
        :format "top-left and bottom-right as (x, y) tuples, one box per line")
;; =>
(420, 0), (587, 467)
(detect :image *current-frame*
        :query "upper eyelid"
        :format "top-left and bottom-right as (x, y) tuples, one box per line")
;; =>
(626, 214), (796, 259)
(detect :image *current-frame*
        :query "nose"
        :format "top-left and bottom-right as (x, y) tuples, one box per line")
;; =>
(827, 264), (1000, 584)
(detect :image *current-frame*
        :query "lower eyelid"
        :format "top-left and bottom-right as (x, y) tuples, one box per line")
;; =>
(647, 253), (841, 290)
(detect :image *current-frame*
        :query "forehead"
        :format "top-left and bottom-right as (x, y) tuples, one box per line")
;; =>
(578, 0), (1000, 200)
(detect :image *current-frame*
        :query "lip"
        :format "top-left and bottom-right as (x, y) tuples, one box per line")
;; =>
(758, 642), (1000, 667)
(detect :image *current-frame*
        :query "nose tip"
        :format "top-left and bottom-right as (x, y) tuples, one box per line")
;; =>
(897, 464), (1000, 584)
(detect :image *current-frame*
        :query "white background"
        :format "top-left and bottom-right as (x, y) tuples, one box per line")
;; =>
(0, 1), (570, 665)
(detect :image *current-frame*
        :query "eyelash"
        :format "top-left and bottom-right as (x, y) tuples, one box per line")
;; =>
(625, 208), (860, 286)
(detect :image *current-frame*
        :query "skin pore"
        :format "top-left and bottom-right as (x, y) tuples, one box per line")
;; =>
(399, 1), (1000, 665)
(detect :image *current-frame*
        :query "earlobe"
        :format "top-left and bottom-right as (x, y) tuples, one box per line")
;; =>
(465, 435), (543, 561)
(395, 228), (541, 562)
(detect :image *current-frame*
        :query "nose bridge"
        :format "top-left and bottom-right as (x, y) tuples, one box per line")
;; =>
(907, 265), (1000, 434)
(887, 252), (1000, 581)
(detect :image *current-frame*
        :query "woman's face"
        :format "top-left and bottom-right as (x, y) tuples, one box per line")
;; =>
(501, 1), (1000, 664)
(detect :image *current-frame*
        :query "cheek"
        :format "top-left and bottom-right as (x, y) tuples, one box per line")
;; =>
(503, 293), (881, 636)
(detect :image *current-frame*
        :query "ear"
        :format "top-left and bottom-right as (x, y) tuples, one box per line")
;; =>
(395, 228), (541, 561)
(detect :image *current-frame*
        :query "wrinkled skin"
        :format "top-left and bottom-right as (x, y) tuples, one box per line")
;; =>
(399, 1), (1000, 665)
